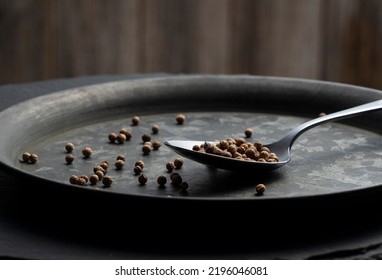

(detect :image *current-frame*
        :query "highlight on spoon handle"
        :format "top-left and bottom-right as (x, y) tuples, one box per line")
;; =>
(282, 99), (382, 148)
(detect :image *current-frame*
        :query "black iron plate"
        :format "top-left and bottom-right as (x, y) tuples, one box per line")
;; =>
(1, 75), (382, 202)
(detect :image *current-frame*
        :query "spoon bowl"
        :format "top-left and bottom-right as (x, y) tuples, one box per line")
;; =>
(165, 99), (382, 172)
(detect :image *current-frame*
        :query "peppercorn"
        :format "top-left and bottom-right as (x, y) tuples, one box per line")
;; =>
(157, 175), (167, 187)
(116, 154), (125, 162)
(77, 177), (87, 186)
(221, 151), (232, 158)
(174, 158), (184, 169)
(166, 161), (175, 172)
(102, 176), (113, 188)
(21, 152), (31, 162)
(227, 144), (237, 155)
(170, 172), (180, 180)
(135, 160), (144, 169)
(65, 154), (74, 164)
(116, 133), (127, 144)
(176, 114), (186, 124)
(269, 153), (279, 162)
(142, 144), (152, 155)
(29, 153), (38, 164)
(79, 175), (89, 183)
(93, 165), (106, 174)
(95, 170), (104, 180)
(82, 147), (92, 158)
(235, 138), (246, 146)
(89, 174), (99, 185)
(132, 116), (140, 126)
(144, 141), (153, 148)
(255, 183), (266, 195)
(245, 148), (257, 159)
(115, 159), (125, 170)
(141, 134), (151, 143)
(254, 141), (263, 151)
(179, 181), (189, 190)
(65, 143), (74, 153)
(259, 150), (269, 160)
(119, 128), (132, 140)
(133, 165), (143, 175)
(100, 161), (109, 170)
(244, 128), (253, 138)
(170, 173), (182, 186)
(108, 133), (117, 143)
(69, 175), (79, 185)
(138, 174), (148, 185)
(151, 124), (159, 134)
(152, 140), (161, 150)
(218, 140), (229, 150)
(192, 145), (200, 151)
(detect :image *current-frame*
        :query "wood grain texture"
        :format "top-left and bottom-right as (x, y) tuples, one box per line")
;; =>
(1, 0), (382, 89)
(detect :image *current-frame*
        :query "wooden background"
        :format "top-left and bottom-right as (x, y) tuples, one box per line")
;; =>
(1, 0), (382, 89)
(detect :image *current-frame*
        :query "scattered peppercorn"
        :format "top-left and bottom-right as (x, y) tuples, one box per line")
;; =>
(93, 165), (106, 174)
(95, 170), (104, 180)
(166, 161), (175, 172)
(116, 154), (125, 162)
(170, 172), (180, 180)
(22, 152), (31, 162)
(255, 183), (266, 195)
(82, 147), (92, 158)
(119, 128), (132, 140)
(65, 154), (74, 164)
(77, 177), (87, 186)
(138, 174), (148, 185)
(116, 133), (127, 144)
(170, 173), (182, 186)
(141, 134), (151, 143)
(135, 160), (144, 169)
(102, 176), (113, 188)
(133, 165), (143, 175)
(69, 175), (79, 185)
(152, 140), (161, 150)
(29, 153), (38, 164)
(100, 161), (109, 170)
(142, 144), (152, 155)
(115, 159), (125, 170)
(179, 181), (189, 191)
(132, 116), (140, 126)
(144, 141), (153, 147)
(89, 174), (99, 185)
(79, 175), (89, 183)
(65, 143), (74, 153)
(244, 128), (253, 138)
(157, 175), (167, 187)
(174, 158), (184, 169)
(151, 124), (159, 134)
(176, 114), (186, 124)
(108, 133), (118, 143)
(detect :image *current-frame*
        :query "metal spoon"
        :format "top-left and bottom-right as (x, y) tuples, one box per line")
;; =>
(165, 99), (382, 172)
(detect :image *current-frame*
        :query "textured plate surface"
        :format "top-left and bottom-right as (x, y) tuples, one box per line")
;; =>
(1, 74), (382, 201)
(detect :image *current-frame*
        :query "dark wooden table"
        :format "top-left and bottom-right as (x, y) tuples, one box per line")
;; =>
(1, 74), (382, 260)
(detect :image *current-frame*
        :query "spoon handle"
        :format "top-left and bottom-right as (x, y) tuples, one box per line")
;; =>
(281, 99), (382, 148)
